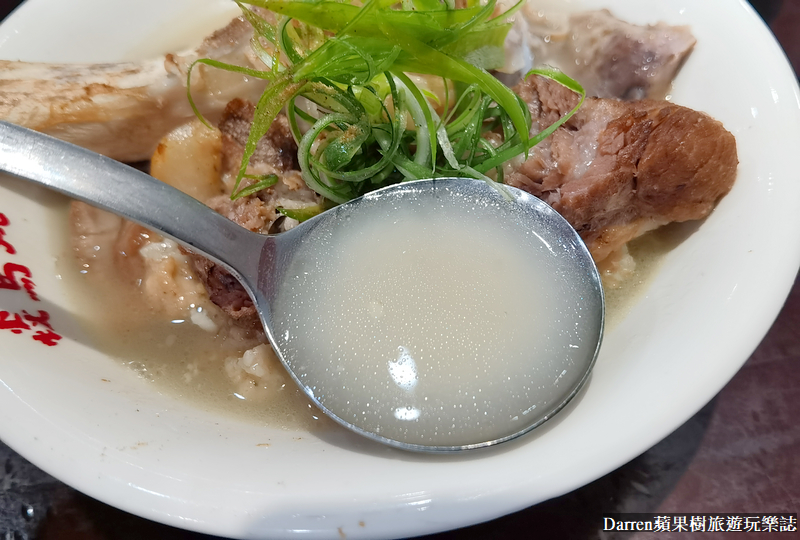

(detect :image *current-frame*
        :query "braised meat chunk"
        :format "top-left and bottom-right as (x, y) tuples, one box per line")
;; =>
(513, 8), (696, 100)
(566, 10), (696, 100)
(508, 75), (738, 263)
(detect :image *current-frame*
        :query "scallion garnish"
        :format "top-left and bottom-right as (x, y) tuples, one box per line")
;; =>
(188, 0), (585, 205)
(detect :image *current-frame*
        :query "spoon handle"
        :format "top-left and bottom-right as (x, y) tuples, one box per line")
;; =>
(0, 121), (265, 286)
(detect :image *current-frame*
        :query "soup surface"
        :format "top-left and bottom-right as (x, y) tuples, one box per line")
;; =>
(269, 183), (602, 447)
(58, 196), (676, 436)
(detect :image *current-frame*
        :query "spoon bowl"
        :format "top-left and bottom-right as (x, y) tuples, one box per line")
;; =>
(0, 121), (603, 452)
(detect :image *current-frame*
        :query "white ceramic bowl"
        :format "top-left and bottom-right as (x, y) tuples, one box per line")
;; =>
(1, 0), (799, 538)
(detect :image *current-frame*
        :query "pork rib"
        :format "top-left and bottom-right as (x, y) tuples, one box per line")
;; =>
(0, 16), (265, 162)
(508, 74), (738, 263)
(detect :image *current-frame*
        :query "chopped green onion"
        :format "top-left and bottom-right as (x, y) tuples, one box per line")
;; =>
(231, 174), (279, 200)
(277, 199), (335, 222)
(189, 1), (584, 204)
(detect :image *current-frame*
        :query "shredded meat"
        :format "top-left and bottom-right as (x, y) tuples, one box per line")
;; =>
(508, 75), (738, 263)
(187, 99), (318, 326)
(190, 256), (260, 327)
(218, 98), (300, 174)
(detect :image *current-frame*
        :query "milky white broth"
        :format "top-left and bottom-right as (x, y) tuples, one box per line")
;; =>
(57, 192), (671, 436)
(269, 184), (602, 448)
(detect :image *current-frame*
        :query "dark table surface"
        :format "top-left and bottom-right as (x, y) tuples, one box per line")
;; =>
(1, 1), (798, 539)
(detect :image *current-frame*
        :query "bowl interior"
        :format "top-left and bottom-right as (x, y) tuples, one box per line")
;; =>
(1, 0), (799, 538)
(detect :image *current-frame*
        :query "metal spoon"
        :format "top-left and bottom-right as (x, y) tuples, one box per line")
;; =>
(0, 121), (603, 452)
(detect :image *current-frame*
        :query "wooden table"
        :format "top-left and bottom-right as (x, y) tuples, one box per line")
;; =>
(1, 1), (798, 538)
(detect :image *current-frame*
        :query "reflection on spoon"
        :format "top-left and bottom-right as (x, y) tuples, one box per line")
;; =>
(389, 347), (419, 392)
